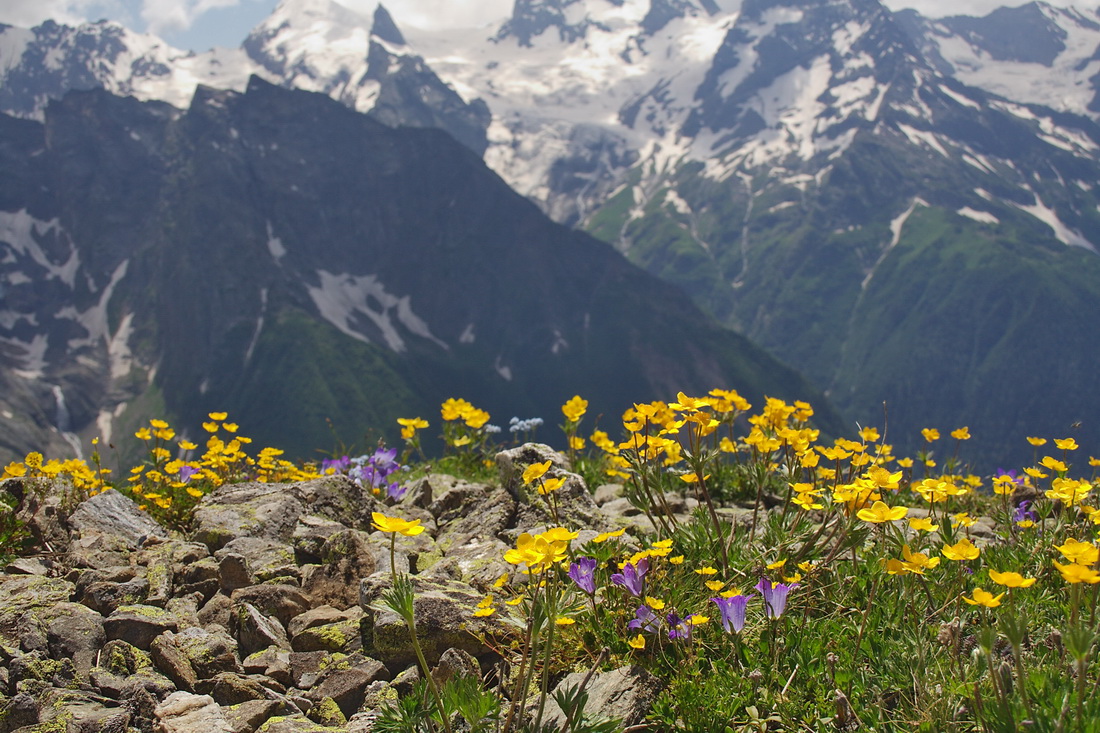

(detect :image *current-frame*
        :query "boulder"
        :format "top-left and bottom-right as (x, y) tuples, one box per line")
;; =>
(152, 691), (233, 733)
(301, 529), (377, 610)
(67, 488), (165, 547)
(537, 664), (665, 729)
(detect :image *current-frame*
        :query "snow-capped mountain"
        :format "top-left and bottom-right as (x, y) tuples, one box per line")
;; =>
(6, 0), (1100, 465)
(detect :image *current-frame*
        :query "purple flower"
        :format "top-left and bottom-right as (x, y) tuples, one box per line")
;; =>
(666, 611), (696, 641)
(178, 465), (199, 484)
(610, 557), (649, 597)
(627, 605), (661, 634)
(568, 557), (598, 595)
(1013, 500), (1037, 524)
(322, 456), (351, 474)
(348, 447), (407, 500)
(995, 468), (1023, 485)
(755, 577), (798, 619)
(711, 593), (752, 634)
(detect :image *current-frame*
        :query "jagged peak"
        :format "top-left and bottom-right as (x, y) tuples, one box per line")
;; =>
(372, 4), (406, 46)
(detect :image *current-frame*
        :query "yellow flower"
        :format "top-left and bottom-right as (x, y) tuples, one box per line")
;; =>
(592, 528), (626, 543)
(1055, 538), (1099, 565)
(921, 428), (940, 442)
(902, 545), (940, 574)
(1026, 436), (1047, 446)
(463, 409), (490, 430)
(562, 395), (588, 423)
(695, 566), (718, 576)
(537, 476), (566, 495)
(179, 440), (198, 451)
(149, 419), (169, 429)
(2, 462), (27, 479)
(473, 607), (495, 617)
(628, 634), (646, 650)
(1040, 456), (1067, 473)
(941, 538), (980, 561)
(522, 460), (552, 485)
(23, 452), (43, 470)
(988, 570), (1036, 588)
(859, 427), (880, 442)
(555, 617), (576, 625)
(135, 428), (152, 441)
(1055, 437), (1079, 451)
(962, 587), (1004, 608)
(645, 597), (666, 610)
(223, 423), (239, 433)
(951, 427), (970, 440)
(398, 417), (429, 430)
(371, 512), (425, 536)
(705, 580), (724, 591)
(208, 412), (228, 421)
(505, 596), (524, 606)
(668, 555), (685, 565)
(441, 398), (473, 421)
(202, 421), (219, 433)
(1054, 560), (1100, 584)
(908, 517), (939, 532)
(678, 472), (710, 484)
(951, 512), (976, 528)
(857, 500), (908, 524)
(568, 436), (586, 451)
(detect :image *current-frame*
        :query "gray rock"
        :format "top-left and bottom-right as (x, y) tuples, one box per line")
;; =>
(150, 633), (198, 692)
(431, 484), (515, 555)
(302, 529), (377, 610)
(79, 576), (150, 615)
(431, 647), (480, 687)
(171, 626), (242, 679)
(198, 593), (234, 628)
(230, 602), (291, 658)
(288, 650), (329, 690)
(0, 691), (40, 730)
(216, 537), (299, 584)
(221, 699), (280, 733)
(192, 476), (373, 551)
(287, 605), (361, 639)
(496, 443), (605, 531)
(68, 488), (165, 548)
(196, 671), (272, 705)
(4, 556), (52, 575)
(307, 655), (390, 719)
(242, 647), (293, 687)
(231, 585), (310, 628)
(361, 575), (500, 670)
(291, 514), (348, 562)
(291, 616), (365, 654)
(104, 605), (179, 650)
(538, 664), (665, 728)
(0, 574), (73, 650)
(46, 602), (105, 679)
(152, 691), (233, 733)
(592, 483), (624, 506)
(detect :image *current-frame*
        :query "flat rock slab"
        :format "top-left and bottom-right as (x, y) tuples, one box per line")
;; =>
(68, 488), (165, 547)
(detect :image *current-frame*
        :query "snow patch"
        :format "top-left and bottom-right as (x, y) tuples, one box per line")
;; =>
(1012, 189), (1096, 252)
(266, 221), (286, 263)
(459, 323), (476, 344)
(108, 312), (135, 380)
(957, 207), (999, 224)
(244, 288), (267, 365)
(0, 209), (79, 287)
(494, 355), (513, 381)
(895, 123), (949, 157)
(307, 270), (448, 353)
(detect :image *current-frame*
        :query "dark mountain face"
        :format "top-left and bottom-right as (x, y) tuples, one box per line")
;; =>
(0, 78), (835, 461)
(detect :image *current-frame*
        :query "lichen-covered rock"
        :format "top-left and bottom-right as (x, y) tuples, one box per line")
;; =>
(68, 488), (166, 548)
(231, 585), (310, 628)
(216, 537), (299, 584)
(169, 626), (242, 680)
(222, 698), (282, 733)
(104, 604), (180, 650)
(192, 476), (374, 551)
(79, 575), (150, 615)
(231, 602), (292, 658)
(46, 602), (105, 679)
(301, 529), (377, 610)
(495, 443), (605, 531)
(306, 655), (389, 719)
(0, 574), (74, 649)
(361, 575), (503, 670)
(291, 515), (347, 563)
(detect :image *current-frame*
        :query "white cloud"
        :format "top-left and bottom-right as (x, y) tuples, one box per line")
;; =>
(140, 0), (242, 35)
(0, 0), (128, 27)
(340, 0), (512, 30)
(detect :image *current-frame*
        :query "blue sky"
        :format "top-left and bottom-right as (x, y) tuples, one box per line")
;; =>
(0, 0), (1092, 53)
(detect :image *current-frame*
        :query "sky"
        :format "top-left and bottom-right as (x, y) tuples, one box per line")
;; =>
(0, 0), (1094, 52)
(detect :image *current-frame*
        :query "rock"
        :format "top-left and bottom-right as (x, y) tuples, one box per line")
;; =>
(46, 602), (105, 679)
(79, 576), (150, 615)
(252, 714), (342, 732)
(217, 552), (253, 593)
(230, 602), (292, 658)
(431, 647), (480, 687)
(4, 556), (52, 575)
(417, 535), (512, 589)
(0, 574), (74, 648)
(172, 626), (242, 679)
(231, 585), (310, 628)
(153, 691), (233, 733)
(222, 699), (280, 733)
(288, 651), (329, 690)
(198, 593), (234, 628)
(150, 633), (199, 692)
(176, 556), (221, 599)
(196, 671), (272, 705)
(537, 664), (665, 728)
(66, 532), (138, 571)
(307, 655), (390, 719)
(302, 529), (377, 610)
(592, 483), (624, 505)
(8, 476), (73, 554)
(307, 696), (347, 727)
(67, 488), (165, 547)
(496, 443), (605, 531)
(291, 514), (347, 563)
(361, 575), (500, 670)
(104, 605), (179, 650)
(242, 647), (293, 687)
(291, 617), (364, 655)
(33, 687), (132, 733)
(216, 537), (299, 584)
(287, 606), (358, 639)
(431, 484), (515, 555)
(192, 476), (373, 551)
(1, 691), (41, 730)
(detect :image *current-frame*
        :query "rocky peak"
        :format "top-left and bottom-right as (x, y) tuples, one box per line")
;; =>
(371, 4), (406, 46)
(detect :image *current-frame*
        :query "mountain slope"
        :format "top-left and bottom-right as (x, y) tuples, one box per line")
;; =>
(0, 78), (835, 461)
